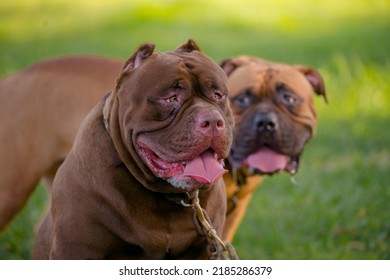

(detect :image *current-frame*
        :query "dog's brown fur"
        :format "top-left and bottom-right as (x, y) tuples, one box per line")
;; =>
(33, 40), (234, 259)
(0, 52), (325, 244)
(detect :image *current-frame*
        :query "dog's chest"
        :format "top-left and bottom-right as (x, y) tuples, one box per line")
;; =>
(130, 205), (206, 259)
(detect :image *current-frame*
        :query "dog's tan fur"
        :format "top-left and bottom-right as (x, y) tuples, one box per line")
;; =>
(0, 56), (122, 230)
(221, 56), (326, 241)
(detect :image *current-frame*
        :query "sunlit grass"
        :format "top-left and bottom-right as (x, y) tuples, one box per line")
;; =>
(318, 54), (390, 120)
(3, 0), (390, 27)
(1, 0), (389, 42)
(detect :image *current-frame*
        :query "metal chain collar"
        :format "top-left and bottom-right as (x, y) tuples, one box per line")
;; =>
(181, 190), (239, 260)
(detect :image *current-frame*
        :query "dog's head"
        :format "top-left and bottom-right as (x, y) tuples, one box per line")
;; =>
(220, 56), (327, 176)
(104, 40), (234, 193)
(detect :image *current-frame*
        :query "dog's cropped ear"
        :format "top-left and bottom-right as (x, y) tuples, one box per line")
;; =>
(294, 65), (328, 103)
(114, 43), (155, 89)
(219, 56), (263, 76)
(104, 43), (155, 130)
(122, 43), (156, 73)
(176, 39), (201, 53)
(219, 58), (239, 76)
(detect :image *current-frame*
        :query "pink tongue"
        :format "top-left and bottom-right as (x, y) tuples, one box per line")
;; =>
(182, 150), (227, 184)
(245, 147), (289, 173)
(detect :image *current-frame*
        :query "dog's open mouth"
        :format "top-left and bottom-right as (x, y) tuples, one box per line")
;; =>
(245, 147), (300, 175)
(137, 146), (227, 185)
(233, 147), (300, 175)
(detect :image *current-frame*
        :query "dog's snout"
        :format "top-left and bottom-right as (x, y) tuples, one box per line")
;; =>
(254, 112), (278, 133)
(196, 110), (225, 134)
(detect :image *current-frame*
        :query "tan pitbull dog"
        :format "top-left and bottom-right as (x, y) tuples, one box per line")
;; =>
(0, 56), (122, 231)
(220, 56), (327, 241)
(0, 51), (325, 244)
(32, 40), (234, 259)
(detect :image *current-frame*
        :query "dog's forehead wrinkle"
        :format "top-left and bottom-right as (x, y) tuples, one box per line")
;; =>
(184, 61), (195, 70)
(274, 82), (299, 99)
(188, 76), (221, 101)
(265, 68), (275, 79)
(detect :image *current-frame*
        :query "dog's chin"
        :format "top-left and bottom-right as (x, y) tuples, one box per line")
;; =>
(165, 177), (212, 193)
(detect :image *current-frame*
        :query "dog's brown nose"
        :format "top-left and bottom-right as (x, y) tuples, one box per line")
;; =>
(196, 110), (225, 135)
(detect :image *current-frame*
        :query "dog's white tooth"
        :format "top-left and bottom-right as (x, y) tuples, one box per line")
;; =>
(290, 161), (298, 174)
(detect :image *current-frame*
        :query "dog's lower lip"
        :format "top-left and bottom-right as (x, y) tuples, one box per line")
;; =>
(137, 146), (184, 176)
(137, 144), (225, 180)
(141, 146), (221, 166)
(247, 167), (264, 175)
(151, 156), (182, 170)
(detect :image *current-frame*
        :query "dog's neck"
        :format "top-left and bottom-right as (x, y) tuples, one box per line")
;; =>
(224, 161), (265, 214)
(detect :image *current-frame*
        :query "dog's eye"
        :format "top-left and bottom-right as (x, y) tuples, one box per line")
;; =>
(235, 96), (249, 106)
(164, 95), (178, 103)
(213, 91), (226, 101)
(233, 90), (252, 108)
(282, 93), (296, 105)
(277, 83), (299, 107)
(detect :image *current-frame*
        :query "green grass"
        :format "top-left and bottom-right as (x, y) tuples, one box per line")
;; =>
(1, 0), (389, 259)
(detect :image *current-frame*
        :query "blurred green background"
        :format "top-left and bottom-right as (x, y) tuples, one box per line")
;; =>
(0, 0), (389, 259)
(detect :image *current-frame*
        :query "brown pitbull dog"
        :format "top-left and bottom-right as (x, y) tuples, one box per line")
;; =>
(220, 56), (327, 241)
(32, 40), (234, 259)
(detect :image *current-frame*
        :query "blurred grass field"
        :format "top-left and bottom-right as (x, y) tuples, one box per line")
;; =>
(0, 0), (389, 259)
